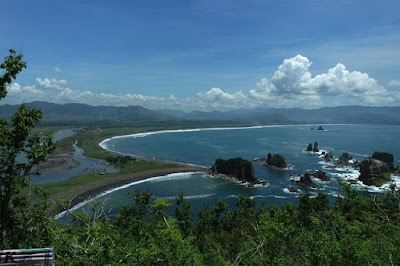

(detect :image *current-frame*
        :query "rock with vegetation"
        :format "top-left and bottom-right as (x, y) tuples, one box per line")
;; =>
(359, 157), (391, 186)
(266, 153), (287, 168)
(372, 152), (394, 171)
(211, 157), (257, 183)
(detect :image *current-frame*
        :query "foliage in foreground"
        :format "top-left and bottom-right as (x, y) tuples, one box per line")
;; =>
(0, 50), (57, 249)
(45, 186), (400, 265)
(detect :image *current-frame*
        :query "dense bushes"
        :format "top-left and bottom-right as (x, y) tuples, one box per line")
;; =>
(48, 185), (400, 265)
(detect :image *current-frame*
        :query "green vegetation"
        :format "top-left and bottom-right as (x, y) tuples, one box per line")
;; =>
(212, 157), (255, 182)
(40, 159), (188, 198)
(369, 172), (392, 187)
(47, 185), (400, 265)
(268, 153), (287, 168)
(0, 50), (57, 249)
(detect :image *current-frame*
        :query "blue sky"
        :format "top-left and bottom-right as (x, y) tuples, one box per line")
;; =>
(1, 0), (400, 110)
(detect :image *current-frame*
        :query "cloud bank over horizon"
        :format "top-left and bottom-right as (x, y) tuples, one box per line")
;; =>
(3, 55), (397, 111)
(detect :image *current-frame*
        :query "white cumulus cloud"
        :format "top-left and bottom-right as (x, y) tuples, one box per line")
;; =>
(1, 55), (396, 111)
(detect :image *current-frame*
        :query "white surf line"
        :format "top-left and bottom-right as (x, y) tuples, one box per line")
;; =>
(54, 172), (198, 220)
(99, 123), (355, 151)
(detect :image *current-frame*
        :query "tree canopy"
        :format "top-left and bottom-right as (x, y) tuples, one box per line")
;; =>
(0, 49), (57, 249)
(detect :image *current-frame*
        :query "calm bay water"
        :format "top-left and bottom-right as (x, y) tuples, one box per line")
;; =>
(61, 124), (400, 219)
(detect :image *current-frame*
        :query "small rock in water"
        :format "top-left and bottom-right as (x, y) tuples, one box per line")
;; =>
(306, 143), (313, 152)
(288, 187), (300, 193)
(313, 142), (319, 153)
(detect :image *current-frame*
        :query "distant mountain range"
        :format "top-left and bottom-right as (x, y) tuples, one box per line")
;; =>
(159, 106), (400, 125)
(1, 101), (400, 125)
(0, 102), (175, 125)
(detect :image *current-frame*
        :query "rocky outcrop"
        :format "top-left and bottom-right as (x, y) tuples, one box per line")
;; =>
(306, 143), (313, 152)
(266, 153), (287, 168)
(372, 152), (394, 171)
(335, 152), (359, 168)
(313, 142), (319, 152)
(324, 152), (334, 162)
(294, 172), (320, 188)
(253, 153), (291, 169)
(305, 142), (319, 152)
(359, 157), (391, 186)
(212, 157), (258, 184)
(288, 187), (300, 193)
(307, 170), (331, 182)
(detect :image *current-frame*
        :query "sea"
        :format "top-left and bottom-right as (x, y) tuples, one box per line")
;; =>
(57, 124), (400, 220)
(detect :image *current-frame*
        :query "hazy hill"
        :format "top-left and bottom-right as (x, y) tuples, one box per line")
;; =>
(0, 102), (176, 125)
(1, 102), (400, 125)
(158, 106), (400, 125)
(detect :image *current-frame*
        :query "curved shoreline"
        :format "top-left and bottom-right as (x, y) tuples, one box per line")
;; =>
(50, 166), (208, 217)
(51, 123), (362, 216)
(99, 123), (351, 152)
(53, 168), (208, 218)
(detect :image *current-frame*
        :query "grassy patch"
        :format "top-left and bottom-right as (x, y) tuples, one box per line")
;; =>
(38, 159), (189, 197)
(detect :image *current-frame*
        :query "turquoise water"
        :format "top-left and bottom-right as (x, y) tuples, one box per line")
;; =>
(59, 124), (400, 219)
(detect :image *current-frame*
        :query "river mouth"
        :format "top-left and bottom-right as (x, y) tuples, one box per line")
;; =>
(31, 130), (118, 185)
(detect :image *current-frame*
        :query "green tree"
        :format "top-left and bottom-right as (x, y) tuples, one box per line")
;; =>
(268, 153), (287, 168)
(0, 49), (57, 248)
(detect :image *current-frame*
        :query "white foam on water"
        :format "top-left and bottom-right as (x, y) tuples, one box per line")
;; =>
(250, 195), (267, 199)
(283, 188), (301, 194)
(290, 175), (301, 182)
(181, 194), (216, 200)
(273, 195), (289, 199)
(318, 161), (334, 166)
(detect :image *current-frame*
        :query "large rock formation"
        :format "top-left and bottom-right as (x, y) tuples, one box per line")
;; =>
(357, 152), (395, 186)
(372, 152), (394, 171)
(211, 157), (257, 183)
(359, 157), (391, 186)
